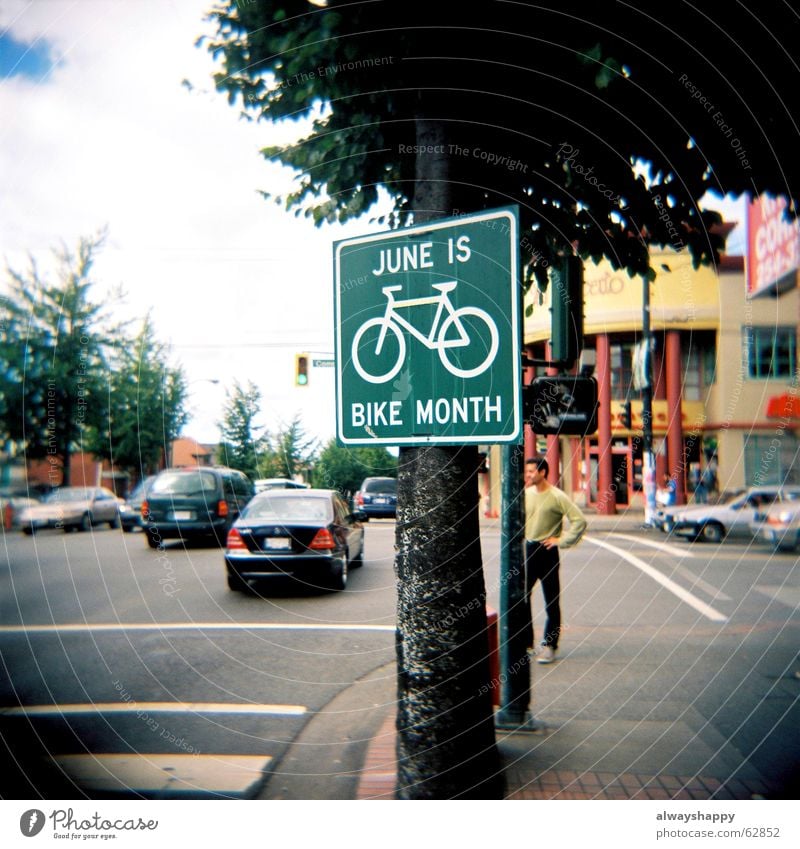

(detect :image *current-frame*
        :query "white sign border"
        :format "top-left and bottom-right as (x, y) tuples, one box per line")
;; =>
(333, 206), (521, 446)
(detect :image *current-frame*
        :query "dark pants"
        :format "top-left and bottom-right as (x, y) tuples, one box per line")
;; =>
(524, 540), (561, 650)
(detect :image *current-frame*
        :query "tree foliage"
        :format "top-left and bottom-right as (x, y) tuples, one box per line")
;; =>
(217, 379), (264, 478)
(312, 439), (397, 495)
(86, 316), (188, 477)
(257, 413), (318, 480)
(201, 1), (799, 289)
(1, 235), (188, 484)
(1, 234), (110, 485)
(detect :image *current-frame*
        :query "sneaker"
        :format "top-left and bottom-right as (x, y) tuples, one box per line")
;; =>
(536, 645), (557, 664)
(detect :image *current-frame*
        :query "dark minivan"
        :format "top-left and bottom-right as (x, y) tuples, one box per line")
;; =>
(355, 476), (397, 519)
(143, 467), (254, 548)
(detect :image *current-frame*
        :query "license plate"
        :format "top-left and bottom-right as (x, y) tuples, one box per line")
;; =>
(170, 510), (194, 521)
(374, 497), (387, 504)
(264, 537), (291, 550)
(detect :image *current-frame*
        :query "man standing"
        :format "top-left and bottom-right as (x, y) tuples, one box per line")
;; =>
(524, 456), (587, 663)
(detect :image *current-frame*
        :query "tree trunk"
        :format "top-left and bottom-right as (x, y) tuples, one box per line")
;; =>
(394, 118), (503, 799)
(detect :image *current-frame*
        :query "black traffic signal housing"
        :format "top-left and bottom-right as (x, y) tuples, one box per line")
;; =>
(523, 375), (598, 436)
(295, 353), (309, 386)
(550, 255), (584, 367)
(620, 400), (632, 429)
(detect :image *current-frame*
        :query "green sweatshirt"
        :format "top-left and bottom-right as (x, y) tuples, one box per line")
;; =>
(524, 485), (587, 548)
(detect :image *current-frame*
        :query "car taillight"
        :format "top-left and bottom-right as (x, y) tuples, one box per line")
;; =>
(355, 493), (364, 505)
(217, 500), (229, 517)
(309, 528), (336, 550)
(141, 500), (149, 518)
(226, 528), (247, 549)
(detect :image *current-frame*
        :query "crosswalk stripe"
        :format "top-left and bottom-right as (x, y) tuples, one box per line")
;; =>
(0, 702), (306, 717)
(55, 753), (271, 796)
(0, 622), (395, 634)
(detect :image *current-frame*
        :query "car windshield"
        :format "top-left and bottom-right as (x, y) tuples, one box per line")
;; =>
(45, 487), (93, 502)
(151, 471), (217, 496)
(129, 477), (155, 500)
(245, 495), (332, 523)
(364, 479), (396, 494)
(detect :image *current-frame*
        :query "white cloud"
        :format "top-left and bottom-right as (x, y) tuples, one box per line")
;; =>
(1, 0), (382, 444)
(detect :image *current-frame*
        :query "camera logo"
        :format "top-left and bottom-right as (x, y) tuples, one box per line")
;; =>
(20, 810), (46, 837)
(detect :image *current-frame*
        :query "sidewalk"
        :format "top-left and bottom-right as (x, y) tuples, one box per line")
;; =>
(261, 507), (776, 801)
(356, 508), (772, 800)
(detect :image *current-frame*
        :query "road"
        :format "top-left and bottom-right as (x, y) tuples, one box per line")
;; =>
(1, 519), (798, 798)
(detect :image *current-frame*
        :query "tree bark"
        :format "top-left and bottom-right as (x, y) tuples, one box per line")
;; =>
(394, 118), (503, 799)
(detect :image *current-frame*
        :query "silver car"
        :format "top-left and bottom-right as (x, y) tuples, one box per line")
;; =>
(659, 485), (800, 543)
(19, 486), (126, 534)
(750, 495), (800, 552)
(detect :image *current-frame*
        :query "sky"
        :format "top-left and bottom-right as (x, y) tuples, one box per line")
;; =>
(0, 0), (384, 447)
(0, 0), (745, 447)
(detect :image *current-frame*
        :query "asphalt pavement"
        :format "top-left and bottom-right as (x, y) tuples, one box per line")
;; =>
(258, 507), (796, 801)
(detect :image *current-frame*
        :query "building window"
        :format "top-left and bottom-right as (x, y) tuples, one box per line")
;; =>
(744, 434), (800, 486)
(744, 326), (797, 379)
(610, 343), (634, 398)
(681, 332), (717, 400)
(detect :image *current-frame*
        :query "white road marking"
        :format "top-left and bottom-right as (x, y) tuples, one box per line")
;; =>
(0, 622), (396, 635)
(607, 532), (697, 558)
(605, 534), (732, 601)
(0, 702), (306, 717)
(754, 585), (800, 610)
(585, 536), (728, 623)
(55, 753), (270, 796)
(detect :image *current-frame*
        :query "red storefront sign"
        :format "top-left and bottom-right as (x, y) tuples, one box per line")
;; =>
(746, 194), (800, 297)
(766, 393), (800, 421)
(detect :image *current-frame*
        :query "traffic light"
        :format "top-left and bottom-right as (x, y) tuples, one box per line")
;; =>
(295, 353), (309, 386)
(550, 255), (584, 366)
(620, 400), (632, 429)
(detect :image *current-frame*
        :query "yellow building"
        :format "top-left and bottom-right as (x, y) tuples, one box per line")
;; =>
(485, 246), (799, 514)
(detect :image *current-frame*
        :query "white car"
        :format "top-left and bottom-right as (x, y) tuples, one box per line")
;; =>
(658, 485), (800, 543)
(19, 486), (127, 534)
(750, 497), (800, 552)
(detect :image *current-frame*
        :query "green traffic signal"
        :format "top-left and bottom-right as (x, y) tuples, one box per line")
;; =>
(295, 354), (309, 386)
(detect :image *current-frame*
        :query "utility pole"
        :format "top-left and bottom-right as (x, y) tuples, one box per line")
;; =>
(641, 276), (657, 525)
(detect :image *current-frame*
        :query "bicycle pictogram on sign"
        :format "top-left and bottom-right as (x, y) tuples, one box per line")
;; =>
(351, 281), (500, 384)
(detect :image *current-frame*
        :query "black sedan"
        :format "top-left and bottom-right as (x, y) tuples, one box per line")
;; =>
(224, 489), (366, 593)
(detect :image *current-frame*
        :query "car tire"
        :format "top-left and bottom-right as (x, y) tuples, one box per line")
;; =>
(78, 513), (92, 532)
(22, 526), (33, 535)
(109, 516), (120, 529)
(145, 529), (161, 549)
(700, 522), (724, 544)
(327, 558), (348, 591)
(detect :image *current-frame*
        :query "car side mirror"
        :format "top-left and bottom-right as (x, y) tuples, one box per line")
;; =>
(351, 511), (368, 522)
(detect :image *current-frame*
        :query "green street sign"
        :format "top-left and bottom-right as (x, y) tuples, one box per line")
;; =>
(334, 206), (521, 445)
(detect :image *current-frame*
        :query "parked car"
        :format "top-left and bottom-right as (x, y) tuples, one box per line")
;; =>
(225, 489), (366, 592)
(253, 478), (310, 493)
(142, 467), (254, 548)
(18, 486), (128, 534)
(121, 475), (157, 531)
(354, 476), (397, 519)
(750, 495), (800, 552)
(0, 489), (41, 529)
(658, 485), (800, 543)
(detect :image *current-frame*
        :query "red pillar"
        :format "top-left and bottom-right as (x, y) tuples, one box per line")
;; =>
(653, 337), (668, 483)
(595, 334), (616, 514)
(665, 330), (686, 505)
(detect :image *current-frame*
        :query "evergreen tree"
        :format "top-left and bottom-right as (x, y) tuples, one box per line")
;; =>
(218, 379), (263, 479)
